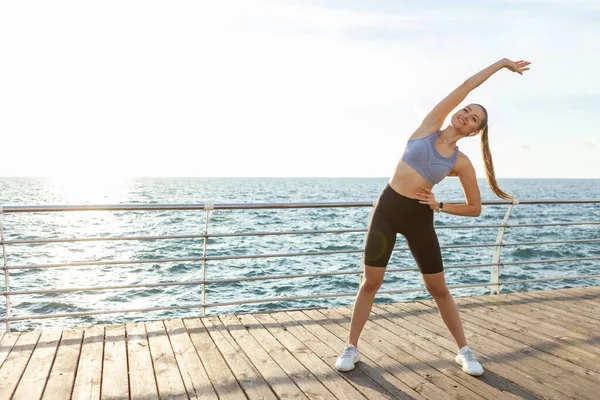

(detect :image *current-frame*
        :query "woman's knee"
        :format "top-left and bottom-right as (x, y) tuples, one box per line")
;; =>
(422, 272), (451, 298)
(361, 266), (385, 292)
(427, 285), (451, 299)
(425, 282), (451, 299)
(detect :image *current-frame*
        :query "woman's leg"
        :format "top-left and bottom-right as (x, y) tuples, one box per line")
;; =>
(348, 265), (386, 346)
(422, 271), (484, 375)
(348, 186), (397, 347)
(336, 189), (396, 371)
(404, 222), (467, 350)
(422, 272), (467, 350)
(406, 226), (483, 375)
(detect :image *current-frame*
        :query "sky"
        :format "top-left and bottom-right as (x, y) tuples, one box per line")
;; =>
(1, 0), (600, 179)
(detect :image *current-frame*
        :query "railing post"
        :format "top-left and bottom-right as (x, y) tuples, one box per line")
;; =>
(202, 202), (214, 317)
(0, 207), (11, 332)
(490, 198), (518, 294)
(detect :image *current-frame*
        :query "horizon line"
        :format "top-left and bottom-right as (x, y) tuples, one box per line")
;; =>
(2, 176), (600, 180)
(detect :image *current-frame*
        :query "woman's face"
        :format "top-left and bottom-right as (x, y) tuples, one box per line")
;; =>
(451, 104), (486, 136)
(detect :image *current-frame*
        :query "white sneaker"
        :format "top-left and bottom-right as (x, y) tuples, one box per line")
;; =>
(335, 344), (361, 372)
(455, 346), (484, 376)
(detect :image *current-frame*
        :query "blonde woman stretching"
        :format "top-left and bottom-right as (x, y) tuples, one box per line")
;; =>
(336, 58), (531, 376)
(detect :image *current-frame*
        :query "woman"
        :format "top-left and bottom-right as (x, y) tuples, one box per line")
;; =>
(336, 58), (531, 376)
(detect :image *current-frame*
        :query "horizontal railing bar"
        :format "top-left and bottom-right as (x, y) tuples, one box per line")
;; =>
(1, 243), (501, 269)
(4, 257), (207, 270)
(4, 303), (208, 321)
(3, 233), (215, 245)
(0, 230), (366, 245)
(4, 280), (208, 296)
(204, 243), (497, 262)
(3, 199), (600, 213)
(1, 229), (366, 245)
(506, 221), (600, 228)
(5, 240), (600, 270)
(3, 222), (599, 246)
(6, 277), (599, 322)
(500, 256), (600, 266)
(503, 238), (600, 246)
(514, 199), (600, 204)
(498, 275), (600, 285)
(377, 277), (600, 296)
(0, 226), (501, 245)
(4, 262), (506, 296)
(5, 255), (600, 296)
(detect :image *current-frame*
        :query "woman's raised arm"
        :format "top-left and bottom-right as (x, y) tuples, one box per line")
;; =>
(419, 58), (530, 132)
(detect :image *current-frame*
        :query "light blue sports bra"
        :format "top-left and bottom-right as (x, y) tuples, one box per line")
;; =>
(401, 131), (458, 186)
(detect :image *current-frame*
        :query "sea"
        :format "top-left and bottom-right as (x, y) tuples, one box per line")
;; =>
(1, 177), (599, 332)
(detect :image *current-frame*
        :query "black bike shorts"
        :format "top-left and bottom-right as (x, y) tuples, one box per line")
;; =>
(363, 184), (443, 274)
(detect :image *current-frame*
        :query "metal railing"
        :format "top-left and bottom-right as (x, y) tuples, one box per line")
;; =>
(1, 199), (599, 332)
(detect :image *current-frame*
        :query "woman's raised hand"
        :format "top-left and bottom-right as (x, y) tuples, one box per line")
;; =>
(502, 59), (531, 75)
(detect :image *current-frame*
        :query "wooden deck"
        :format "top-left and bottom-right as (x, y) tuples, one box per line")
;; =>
(1, 285), (600, 400)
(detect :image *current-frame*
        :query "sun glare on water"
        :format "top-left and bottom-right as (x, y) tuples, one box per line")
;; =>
(48, 174), (134, 204)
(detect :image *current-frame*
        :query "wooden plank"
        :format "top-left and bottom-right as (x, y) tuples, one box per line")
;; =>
(0, 332), (20, 369)
(516, 290), (600, 318)
(218, 314), (308, 400)
(203, 316), (298, 399)
(410, 301), (577, 398)
(12, 330), (62, 400)
(235, 313), (335, 399)
(425, 301), (600, 398)
(8, 287), (600, 400)
(562, 289), (600, 308)
(42, 328), (83, 400)
(495, 292), (599, 334)
(301, 308), (458, 400)
(461, 294), (600, 354)
(164, 319), (218, 400)
(253, 312), (370, 400)
(581, 285), (600, 293)
(461, 296), (600, 369)
(463, 294), (600, 359)
(416, 297), (596, 399)
(267, 311), (402, 400)
(145, 320), (187, 400)
(534, 286), (599, 297)
(457, 296), (600, 376)
(315, 307), (483, 400)
(0, 331), (40, 400)
(286, 309), (433, 400)
(453, 298), (600, 391)
(511, 291), (600, 322)
(562, 288), (600, 302)
(370, 304), (539, 400)
(183, 318), (249, 400)
(71, 325), (105, 400)
(542, 286), (600, 300)
(463, 294), (594, 340)
(126, 322), (158, 400)
(359, 305), (530, 400)
(101, 325), (129, 400)
(569, 286), (600, 297)
(386, 303), (568, 399)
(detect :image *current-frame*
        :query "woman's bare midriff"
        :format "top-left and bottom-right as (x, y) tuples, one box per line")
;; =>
(388, 160), (433, 199)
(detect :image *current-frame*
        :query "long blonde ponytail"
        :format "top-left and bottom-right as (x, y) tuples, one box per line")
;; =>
(480, 124), (512, 200)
